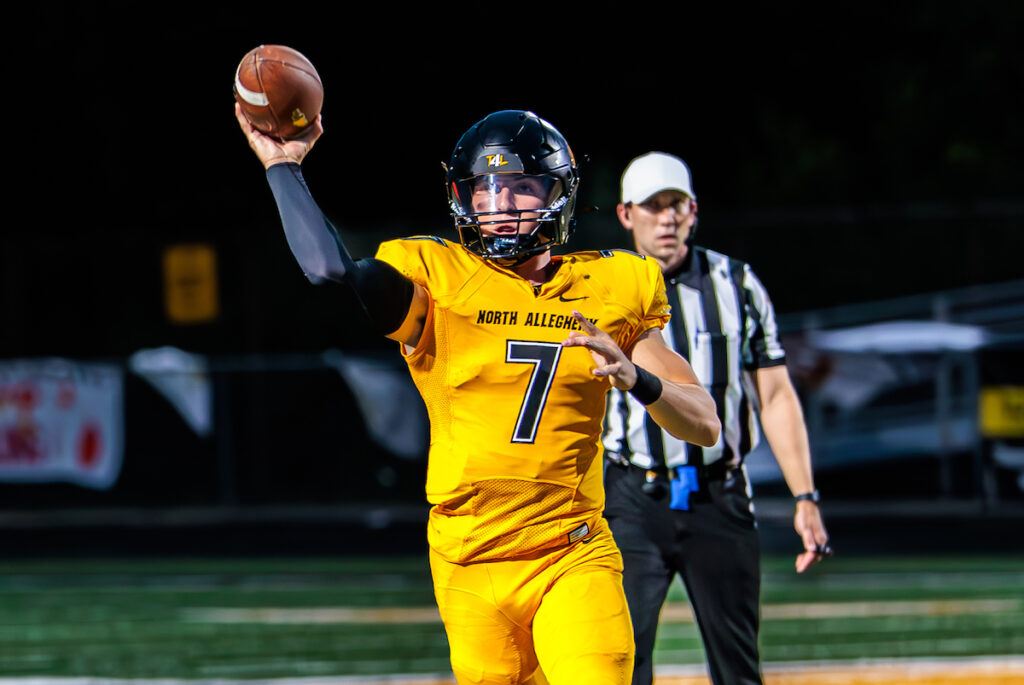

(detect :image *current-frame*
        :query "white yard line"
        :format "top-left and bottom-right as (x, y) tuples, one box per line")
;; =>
(180, 598), (1022, 625)
(180, 606), (442, 624)
(674, 597), (1024, 621)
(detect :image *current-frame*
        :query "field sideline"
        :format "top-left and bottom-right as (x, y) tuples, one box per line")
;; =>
(0, 555), (1021, 683)
(2, 656), (1024, 684)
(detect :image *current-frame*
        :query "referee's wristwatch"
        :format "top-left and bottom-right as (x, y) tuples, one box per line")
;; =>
(794, 489), (820, 504)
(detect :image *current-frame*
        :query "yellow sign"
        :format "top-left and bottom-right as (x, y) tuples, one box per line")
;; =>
(163, 243), (220, 324)
(979, 386), (1024, 438)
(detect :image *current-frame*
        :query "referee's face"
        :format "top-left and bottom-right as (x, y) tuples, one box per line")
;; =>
(617, 190), (696, 272)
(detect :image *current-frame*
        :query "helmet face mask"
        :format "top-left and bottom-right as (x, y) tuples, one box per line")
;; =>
(450, 172), (572, 261)
(446, 110), (579, 263)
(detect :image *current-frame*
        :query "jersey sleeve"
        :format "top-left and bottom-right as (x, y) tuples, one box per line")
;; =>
(618, 255), (672, 353)
(374, 238), (429, 287)
(740, 262), (787, 369)
(641, 258), (672, 331)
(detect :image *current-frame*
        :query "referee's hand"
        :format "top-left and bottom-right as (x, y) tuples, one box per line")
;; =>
(794, 501), (831, 573)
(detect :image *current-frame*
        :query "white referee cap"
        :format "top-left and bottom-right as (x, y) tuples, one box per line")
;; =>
(620, 152), (696, 204)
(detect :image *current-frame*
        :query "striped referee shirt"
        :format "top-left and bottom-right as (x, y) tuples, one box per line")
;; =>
(603, 246), (787, 470)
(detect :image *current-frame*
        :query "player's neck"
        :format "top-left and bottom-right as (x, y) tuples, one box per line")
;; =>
(512, 252), (554, 285)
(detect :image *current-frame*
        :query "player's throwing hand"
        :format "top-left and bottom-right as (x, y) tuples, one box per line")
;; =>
(235, 102), (322, 169)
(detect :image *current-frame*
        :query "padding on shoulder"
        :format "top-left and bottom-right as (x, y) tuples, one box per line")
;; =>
(346, 258), (415, 335)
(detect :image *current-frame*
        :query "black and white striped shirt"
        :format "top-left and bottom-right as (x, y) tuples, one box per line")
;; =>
(603, 246), (787, 470)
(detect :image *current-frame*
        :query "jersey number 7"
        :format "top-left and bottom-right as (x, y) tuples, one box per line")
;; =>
(506, 340), (562, 444)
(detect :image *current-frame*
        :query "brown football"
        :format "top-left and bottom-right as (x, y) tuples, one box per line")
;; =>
(234, 45), (323, 140)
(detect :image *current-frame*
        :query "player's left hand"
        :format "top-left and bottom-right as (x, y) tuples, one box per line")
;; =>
(794, 501), (831, 573)
(562, 311), (638, 391)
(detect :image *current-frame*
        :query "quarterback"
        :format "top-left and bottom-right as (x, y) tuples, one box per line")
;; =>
(235, 106), (720, 685)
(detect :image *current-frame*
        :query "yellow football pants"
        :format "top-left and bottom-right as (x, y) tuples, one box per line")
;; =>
(429, 517), (634, 685)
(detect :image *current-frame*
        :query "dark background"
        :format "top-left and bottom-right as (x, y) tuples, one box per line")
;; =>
(9, 1), (1023, 359)
(2, 2), (1022, 556)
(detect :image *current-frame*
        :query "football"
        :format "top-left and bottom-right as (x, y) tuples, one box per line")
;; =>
(234, 45), (323, 140)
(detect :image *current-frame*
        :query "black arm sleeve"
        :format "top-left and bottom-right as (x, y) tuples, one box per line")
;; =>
(265, 163), (414, 335)
(265, 162), (354, 283)
(346, 258), (416, 335)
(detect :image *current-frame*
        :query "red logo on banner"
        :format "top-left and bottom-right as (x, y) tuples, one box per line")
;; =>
(0, 383), (40, 411)
(77, 423), (103, 468)
(1, 359), (123, 489)
(0, 424), (42, 462)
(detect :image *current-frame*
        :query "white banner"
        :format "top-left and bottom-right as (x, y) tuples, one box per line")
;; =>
(129, 346), (213, 438)
(322, 349), (428, 460)
(0, 358), (124, 489)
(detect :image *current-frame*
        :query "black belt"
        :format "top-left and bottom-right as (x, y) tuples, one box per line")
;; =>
(609, 453), (737, 488)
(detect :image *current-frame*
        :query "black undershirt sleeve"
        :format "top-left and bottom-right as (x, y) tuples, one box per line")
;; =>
(264, 162), (414, 335)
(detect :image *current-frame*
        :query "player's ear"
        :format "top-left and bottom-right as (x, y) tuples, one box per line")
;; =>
(616, 202), (633, 230)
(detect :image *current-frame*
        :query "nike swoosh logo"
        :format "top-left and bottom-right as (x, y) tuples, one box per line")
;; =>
(558, 294), (588, 302)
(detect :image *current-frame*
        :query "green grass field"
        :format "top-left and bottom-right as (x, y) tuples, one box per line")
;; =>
(0, 555), (1021, 680)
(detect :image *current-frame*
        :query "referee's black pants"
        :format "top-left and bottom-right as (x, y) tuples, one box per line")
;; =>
(604, 460), (763, 685)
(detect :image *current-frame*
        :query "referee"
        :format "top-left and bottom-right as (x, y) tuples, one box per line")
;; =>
(602, 152), (831, 685)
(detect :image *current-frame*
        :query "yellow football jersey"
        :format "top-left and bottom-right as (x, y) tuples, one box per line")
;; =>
(375, 237), (670, 563)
